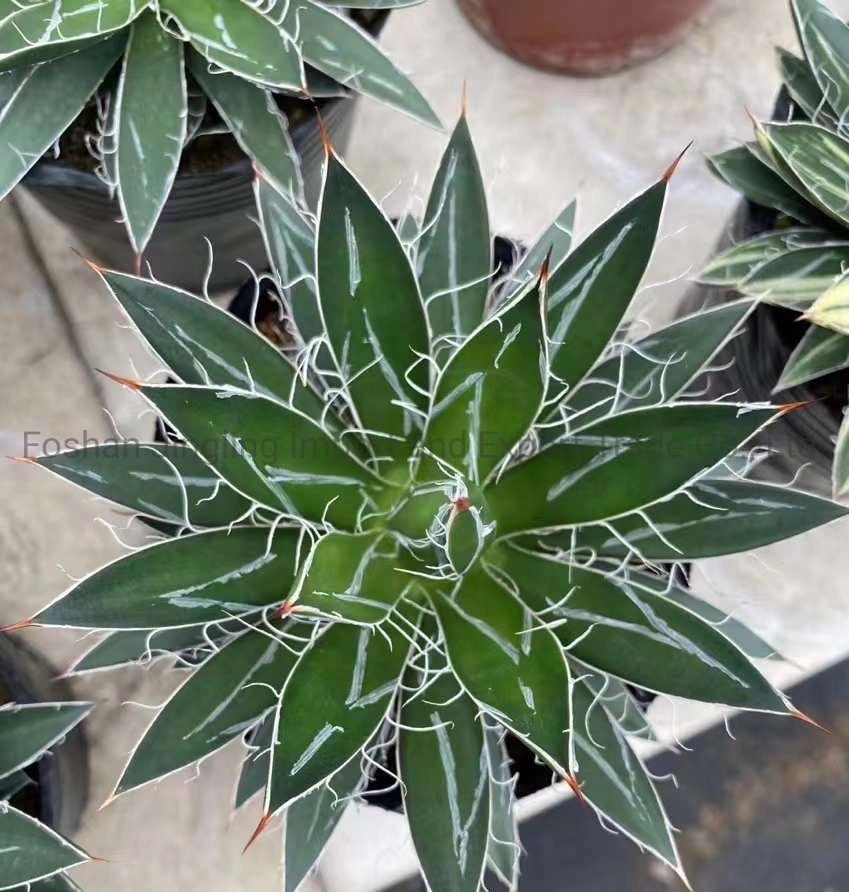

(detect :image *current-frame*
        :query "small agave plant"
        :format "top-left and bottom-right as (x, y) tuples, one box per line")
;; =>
(704, 0), (849, 494)
(0, 0), (437, 257)
(7, 112), (848, 891)
(0, 701), (92, 890)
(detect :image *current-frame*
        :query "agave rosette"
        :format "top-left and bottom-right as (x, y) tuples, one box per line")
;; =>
(704, 0), (849, 493)
(0, 0), (437, 255)
(10, 112), (848, 890)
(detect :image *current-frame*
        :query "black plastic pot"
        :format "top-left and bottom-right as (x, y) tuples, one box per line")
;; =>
(21, 93), (352, 295)
(682, 90), (849, 492)
(0, 634), (89, 837)
(19, 16), (388, 295)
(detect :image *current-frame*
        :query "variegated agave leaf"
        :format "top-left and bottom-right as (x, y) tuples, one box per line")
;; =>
(0, 703), (92, 889)
(12, 111), (849, 892)
(0, 0), (439, 256)
(707, 0), (849, 494)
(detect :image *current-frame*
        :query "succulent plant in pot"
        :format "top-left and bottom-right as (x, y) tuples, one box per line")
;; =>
(701, 0), (849, 494)
(0, 698), (92, 890)
(7, 112), (848, 890)
(0, 0), (438, 291)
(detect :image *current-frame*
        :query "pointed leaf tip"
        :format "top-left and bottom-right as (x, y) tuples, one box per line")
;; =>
(453, 496), (472, 514)
(6, 455), (36, 464)
(663, 141), (694, 182)
(779, 399), (815, 413)
(72, 248), (106, 275)
(243, 812), (273, 854)
(133, 254), (143, 277)
(88, 855), (111, 865)
(791, 709), (832, 734)
(562, 771), (588, 806)
(0, 617), (35, 633)
(95, 369), (143, 391)
(538, 245), (554, 284)
(97, 793), (119, 812)
(316, 111), (334, 157)
(461, 79), (468, 115)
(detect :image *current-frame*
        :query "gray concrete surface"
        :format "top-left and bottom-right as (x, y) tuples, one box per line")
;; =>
(2, 1), (849, 890)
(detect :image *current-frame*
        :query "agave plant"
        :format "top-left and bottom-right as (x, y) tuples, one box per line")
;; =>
(7, 111), (848, 891)
(703, 0), (849, 494)
(0, 0), (437, 257)
(0, 701), (91, 890)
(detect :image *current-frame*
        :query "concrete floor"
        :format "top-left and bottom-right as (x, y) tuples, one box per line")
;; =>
(3, 0), (849, 890)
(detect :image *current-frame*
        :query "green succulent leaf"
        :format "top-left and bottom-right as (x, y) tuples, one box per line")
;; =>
(544, 177), (666, 404)
(490, 404), (776, 535)
(627, 572), (781, 662)
(734, 244), (849, 309)
(254, 175), (321, 345)
(188, 52), (302, 199)
(276, 1), (440, 127)
(37, 443), (251, 528)
(777, 47), (839, 128)
(422, 273), (547, 485)
(777, 323), (849, 389)
(0, 703), (91, 781)
(563, 477), (848, 561)
(0, 67), (27, 108)
(564, 300), (752, 430)
(236, 712), (275, 808)
(418, 113), (491, 350)
(265, 611), (411, 815)
(806, 275), (849, 333)
(0, 769), (32, 801)
(495, 547), (788, 712)
(508, 201), (577, 297)
(116, 11), (186, 254)
(431, 566), (574, 776)
(700, 229), (842, 287)
(159, 0), (302, 90)
(0, 35), (125, 202)
(283, 756), (364, 892)
(0, 0), (140, 66)
(184, 79), (207, 145)
(131, 384), (377, 526)
(571, 680), (681, 875)
(100, 269), (325, 420)
(317, 152), (429, 456)
(0, 806), (88, 890)
(757, 121), (849, 228)
(792, 0), (849, 123)
(116, 630), (297, 795)
(447, 505), (485, 576)
(708, 145), (824, 223)
(69, 624), (237, 675)
(400, 663), (490, 892)
(34, 526), (300, 629)
(581, 672), (654, 740)
(482, 724), (520, 890)
(287, 530), (415, 624)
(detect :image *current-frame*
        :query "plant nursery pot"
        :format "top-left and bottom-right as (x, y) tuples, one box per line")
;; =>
(0, 634), (90, 837)
(457, 0), (712, 75)
(19, 15), (388, 295)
